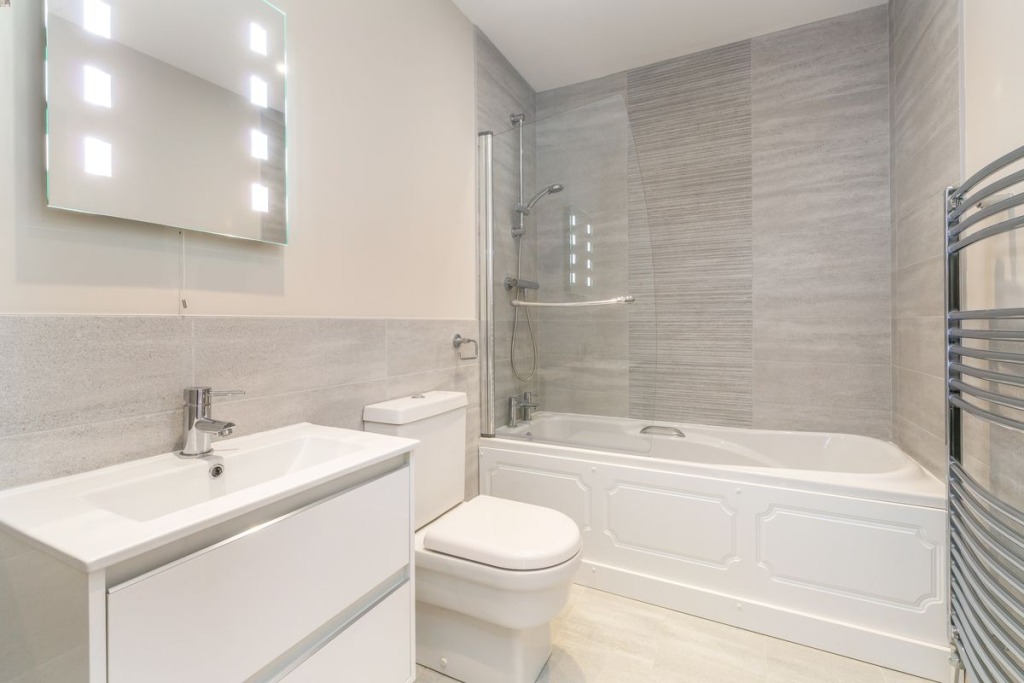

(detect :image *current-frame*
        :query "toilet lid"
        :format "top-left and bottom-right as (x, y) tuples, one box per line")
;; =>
(423, 496), (581, 571)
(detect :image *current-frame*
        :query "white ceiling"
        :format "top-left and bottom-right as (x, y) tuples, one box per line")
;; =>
(452, 0), (886, 92)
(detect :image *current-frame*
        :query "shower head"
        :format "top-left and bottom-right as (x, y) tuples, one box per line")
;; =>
(525, 184), (564, 211)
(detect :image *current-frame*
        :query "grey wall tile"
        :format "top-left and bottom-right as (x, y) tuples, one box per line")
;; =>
(0, 315), (482, 492)
(0, 316), (191, 437)
(754, 317), (892, 365)
(893, 415), (945, 478)
(222, 380), (389, 438)
(896, 199), (945, 269)
(894, 316), (945, 378)
(627, 41), (755, 427)
(751, 6), (891, 434)
(895, 257), (944, 318)
(754, 361), (892, 413)
(0, 410), (181, 489)
(385, 319), (477, 377)
(537, 73), (627, 120)
(754, 403), (892, 441)
(193, 317), (386, 400)
(893, 367), (945, 437)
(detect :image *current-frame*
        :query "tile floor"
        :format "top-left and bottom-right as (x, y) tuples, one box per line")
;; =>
(415, 585), (939, 683)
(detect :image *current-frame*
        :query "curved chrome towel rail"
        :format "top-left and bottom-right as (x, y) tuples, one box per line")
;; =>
(511, 295), (635, 308)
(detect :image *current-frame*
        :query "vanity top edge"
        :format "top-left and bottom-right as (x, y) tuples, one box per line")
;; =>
(0, 423), (417, 573)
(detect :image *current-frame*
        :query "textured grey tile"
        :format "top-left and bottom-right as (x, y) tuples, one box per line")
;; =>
(475, 29), (535, 135)
(465, 406), (481, 499)
(895, 199), (945, 269)
(216, 381), (388, 438)
(752, 7), (888, 106)
(893, 415), (946, 479)
(893, 113), (959, 222)
(537, 72), (627, 120)
(0, 316), (191, 437)
(754, 317), (891, 366)
(754, 403), (892, 440)
(0, 410), (181, 490)
(193, 317), (386, 399)
(754, 360), (891, 412)
(386, 319), (477, 377)
(895, 257), (944, 318)
(627, 41), (754, 428)
(536, 320), (628, 362)
(385, 364), (480, 408)
(894, 316), (945, 378)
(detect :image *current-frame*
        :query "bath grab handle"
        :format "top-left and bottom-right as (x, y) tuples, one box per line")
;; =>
(511, 296), (635, 308)
(639, 425), (685, 438)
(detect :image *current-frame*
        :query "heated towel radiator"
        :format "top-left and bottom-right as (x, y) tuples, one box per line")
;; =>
(946, 144), (1024, 682)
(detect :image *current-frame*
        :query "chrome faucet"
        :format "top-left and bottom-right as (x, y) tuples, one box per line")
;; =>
(508, 392), (539, 428)
(180, 387), (244, 457)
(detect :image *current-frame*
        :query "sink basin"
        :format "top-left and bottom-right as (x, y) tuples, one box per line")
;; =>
(0, 423), (417, 571)
(80, 436), (365, 522)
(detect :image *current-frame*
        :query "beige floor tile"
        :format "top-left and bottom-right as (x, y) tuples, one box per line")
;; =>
(414, 587), (936, 683)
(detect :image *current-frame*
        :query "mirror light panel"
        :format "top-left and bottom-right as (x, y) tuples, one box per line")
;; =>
(83, 137), (112, 177)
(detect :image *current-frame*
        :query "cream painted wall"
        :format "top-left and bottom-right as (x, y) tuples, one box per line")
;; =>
(963, 0), (1024, 174)
(0, 0), (476, 318)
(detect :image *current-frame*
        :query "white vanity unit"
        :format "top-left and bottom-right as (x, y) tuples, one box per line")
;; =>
(0, 423), (417, 683)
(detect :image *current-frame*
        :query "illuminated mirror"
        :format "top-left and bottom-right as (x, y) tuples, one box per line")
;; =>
(45, 0), (288, 244)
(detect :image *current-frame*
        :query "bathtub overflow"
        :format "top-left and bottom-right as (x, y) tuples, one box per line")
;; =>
(209, 464), (225, 479)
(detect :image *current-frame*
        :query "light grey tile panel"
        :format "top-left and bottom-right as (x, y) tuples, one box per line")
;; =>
(893, 367), (945, 437)
(536, 320), (628, 362)
(385, 319), (477, 377)
(988, 422), (1024, 511)
(475, 29), (535, 135)
(193, 317), (385, 400)
(754, 360), (891, 412)
(541, 388), (629, 419)
(754, 317), (891, 365)
(385, 364), (480, 408)
(755, 262), (891, 321)
(893, 415), (945, 479)
(752, 6), (889, 104)
(465, 406), (481, 499)
(895, 257), (944, 318)
(216, 380), (388, 438)
(0, 316), (191, 437)
(895, 198), (945, 270)
(0, 410), (181, 489)
(754, 403), (892, 440)
(537, 72), (627, 120)
(894, 316), (945, 378)
(893, 113), (960, 222)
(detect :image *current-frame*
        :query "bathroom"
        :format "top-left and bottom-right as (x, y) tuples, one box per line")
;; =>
(1, 0), (1022, 682)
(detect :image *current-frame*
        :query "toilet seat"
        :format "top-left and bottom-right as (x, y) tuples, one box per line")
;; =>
(423, 495), (580, 571)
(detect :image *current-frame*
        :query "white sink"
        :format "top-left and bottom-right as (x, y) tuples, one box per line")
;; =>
(80, 435), (365, 522)
(0, 423), (417, 571)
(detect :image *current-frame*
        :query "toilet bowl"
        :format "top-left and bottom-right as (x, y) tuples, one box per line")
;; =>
(363, 392), (581, 683)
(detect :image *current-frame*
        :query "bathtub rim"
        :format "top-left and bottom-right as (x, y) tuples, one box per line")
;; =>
(483, 422), (946, 510)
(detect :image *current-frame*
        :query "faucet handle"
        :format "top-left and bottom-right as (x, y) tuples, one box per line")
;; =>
(183, 387), (245, 405)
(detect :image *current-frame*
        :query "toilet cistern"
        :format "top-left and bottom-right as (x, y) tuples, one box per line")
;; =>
(179, 386), (244, 457)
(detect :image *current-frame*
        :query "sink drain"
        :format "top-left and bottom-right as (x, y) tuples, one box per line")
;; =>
(209, 464), (225, 479)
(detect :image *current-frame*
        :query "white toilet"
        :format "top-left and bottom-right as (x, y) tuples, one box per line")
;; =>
(363, 391), (582, 683)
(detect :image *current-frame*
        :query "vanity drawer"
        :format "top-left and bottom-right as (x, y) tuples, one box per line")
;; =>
(107, 467), (410, 683)
(280, 581), (412, 683)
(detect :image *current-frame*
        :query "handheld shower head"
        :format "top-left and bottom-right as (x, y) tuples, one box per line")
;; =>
(524, 184), (565, 211)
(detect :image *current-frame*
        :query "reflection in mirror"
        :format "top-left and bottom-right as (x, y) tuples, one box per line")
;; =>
(45, 0), (288, 244)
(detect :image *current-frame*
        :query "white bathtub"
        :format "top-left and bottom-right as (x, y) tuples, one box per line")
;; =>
(479, 413), (950, 682)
